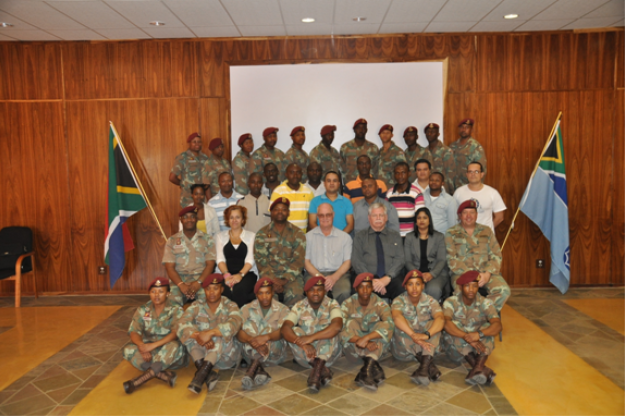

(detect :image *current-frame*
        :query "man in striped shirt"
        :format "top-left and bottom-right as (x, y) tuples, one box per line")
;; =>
(386, 162), (425, 238)
(208, 172), (244, 231)
(269, 163), (314, 231)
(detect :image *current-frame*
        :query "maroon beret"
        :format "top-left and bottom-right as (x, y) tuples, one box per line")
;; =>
(378, 124), (393, 135)
(458, 118), (474, 127)
(320, 125), (337, 136)
(201, 273), (224, 288)
(290, 126), (305, 136)
(403, 269), (424, 287)
(238, 133), (252, 147)
(148, 277), (169, 291)
(209, 138), (223, 151)
(403, 126), (418, 137)
(187, 132), (200, 143)
(254, 277), (273, 294)
(178, 206), (198, 217)
(457, 199), (478, 215)
(353, 118), (367, 128)
(424, 123), (440, 132)
(304, 276), (326, 292)
(353, 272), (374, 289)
(263, 127), (279, 137)
(270, 197), (290, 211)
(457, 270), (480, 286)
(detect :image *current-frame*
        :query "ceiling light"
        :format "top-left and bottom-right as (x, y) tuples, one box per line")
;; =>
(150, 21), (166, 26)
(0, 22), (13, 28)
(504, 14), (518, 19)
(353, 17), (367, 22)
(301, 17), (315, 23)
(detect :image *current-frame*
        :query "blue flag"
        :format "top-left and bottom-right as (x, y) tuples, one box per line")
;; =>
(519, 118), (570, 293)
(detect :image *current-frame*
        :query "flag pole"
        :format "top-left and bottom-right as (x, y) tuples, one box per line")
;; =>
(109, 122), (168, 241)
(501, 112), (562, 251)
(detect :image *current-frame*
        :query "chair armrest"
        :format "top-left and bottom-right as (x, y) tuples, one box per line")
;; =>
(15, 252), (34, 276)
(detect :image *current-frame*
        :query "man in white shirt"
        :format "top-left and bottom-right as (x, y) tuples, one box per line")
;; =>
(453, 162), (506, 233)
(305, 162), (326, 197)
(412, 159), (431, 194)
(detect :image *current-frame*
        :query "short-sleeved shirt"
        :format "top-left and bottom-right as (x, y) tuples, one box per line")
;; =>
(305, 226), (352, 272)
(444, 223), (502, 281)
(423, 189), (458, 233)
(443, 293), (498, 333)
(241, 299), (290, 333)
(171, 149), (209, 206)
(386, 183), (425, 237)
(428, 141), (456, 194)
(344, 176), (387, 203)
(391, 291), (442, 333)
(128, 299), (183, 343)
(453, 184), (506, 233)
(232, 150), (258, 195)
(340, 139), (380, 184)
(340, 293), (394, 344)
(285, 295), (343, 333)
(285, 146), (311, 183)
(202, 154), (232, 196)
(252, 145), (288, 182)
(269, 182), (315, 230)
(374, 142), (407, 188)
(449, 137), (487, 189)
(309, 143), (343, 176)
(237, 194), (270, 233)
(308, 194), (354, 231)
(177, 296), (242, 344)
(405, 145), (433, 183)
(162, 230), (216, 278)
(209, 191), (245, 231)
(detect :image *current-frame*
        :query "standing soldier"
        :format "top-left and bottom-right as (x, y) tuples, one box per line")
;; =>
(203, 138), (232, 196)
(425, 123), (456, 194)
(162, 206), (216, 306)
(309, 125), (343, 176)
(404, 126), (432, 184)
(252, 127), (288, 182)
(254, 198), (307, 307)
(374, 124), (407, 189)
(341, 273), (394, 391)
(281, 277), (343, 393)
(449, 119), (487, 190)
(391, 270), (445, 386)
(170, 132), (209, 207)
(236, 278), (290, 390)
(442, 270), (502, 385)
(340, 118), (379, 183)
(285, 126), (311, 183)
(177, 273), (243, 394)
(233, 133), (258, 195)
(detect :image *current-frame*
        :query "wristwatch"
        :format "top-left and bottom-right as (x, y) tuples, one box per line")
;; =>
(423, 331), (431, 339)
(477, 330), (485, 339)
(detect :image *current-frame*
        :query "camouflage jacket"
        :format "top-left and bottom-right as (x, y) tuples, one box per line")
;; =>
(285, 295), (342, 334)
(309, 143), (343, 176)
(171, 149), (209, 205)
(202, 154), (232, 196)
(374, 142), (407, 188)
(449, 137), (487, 189)
(444, 223), (502, 281)
(428, 141), (456, 194)
(443, 293), (498, 333)
(340, 139), (380, 183)
(162, 230), (216, 277)
(252, 145), (288, 182)
(340, 293), (394, 344)
(391, 292), (442, 333)
(241, 299), (290, 334)
(405, 145), (433, 184)
(285, 146), (310, 182)
(232, 150), (258, 195)
(128, 299), (183, 343)
(177, 296), (242, 344)
(254, 221), (306, 283)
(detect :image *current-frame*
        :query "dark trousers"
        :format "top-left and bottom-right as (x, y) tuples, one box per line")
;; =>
(373, 277), (405, 300)
(222, 272), (257, 308)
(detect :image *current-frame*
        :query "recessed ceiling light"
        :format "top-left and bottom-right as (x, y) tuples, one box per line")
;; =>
(301, 17), (315, 23)
(504, 14), (519, 19)
(353, 17), (367, 22)
(0, 22), (13, 28)
(150, 21), (166, 26)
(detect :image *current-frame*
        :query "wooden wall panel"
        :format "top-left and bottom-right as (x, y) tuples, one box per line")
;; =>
(616, 32), (624, 89)
(0, 43), (62, 100)
(146, 41), (198, 98)
(612, 90), (624, 285)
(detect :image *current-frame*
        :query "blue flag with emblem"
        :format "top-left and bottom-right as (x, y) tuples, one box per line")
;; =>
(519, 116), (570, 294)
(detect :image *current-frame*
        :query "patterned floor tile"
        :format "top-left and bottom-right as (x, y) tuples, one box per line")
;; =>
(218, 394), (261, 416)
(352, 381), (408, 403)
(359, 403), (413, 416)
(385, 391), (440, 415)
(445, 390), (492, 414)
(241, 405), (285, 416)
(327, 393), (380, 415)
(420, 402), (478, 416)
(267, 393), (319, 415)
(300, 404), (348, 416)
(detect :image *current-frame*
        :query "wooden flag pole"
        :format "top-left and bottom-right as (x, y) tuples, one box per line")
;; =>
(501, 112), (562, 251)
(109, 122), (168, 241)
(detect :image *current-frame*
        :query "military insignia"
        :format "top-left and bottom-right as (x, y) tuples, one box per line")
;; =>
(363, 275), (372, 282)
(268, 233), (271, 238)
(261, 280), (271, 287)
(143, 312), (151, 321)
(155, 279), (162, 286)
(176, 239), (181, 245)
(316, 280), (324, 286)
(281, 197), (287, 203)
(428, 123), (434, 128)
(212, 277), (219, 284)
(411, 271), (419, 278)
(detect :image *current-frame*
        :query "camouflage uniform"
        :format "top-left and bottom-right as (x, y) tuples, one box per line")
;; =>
(285, 146), (311, 183)
(428, 141), (456, 194)
(252, 145), (288, 182)
(309, 143), (343, 176)
(237, 299), (290, 366)
(162, 230), (216, 306)
(449, 137), (487, 190)
(340, 139), (380, 184)
(171, 150), (209, 207)
(285, 295), (343, 368)
(391, 292), (442, 360)
(177, 296), (243, 368)
(254, 222), (306, 307)
(444, 224), (510, 312)
(232, 150), (258, 195)
(123, 299), (188, 371)
(202, 154), (232, 196)
(374, 142), (407, 188)
(441, 293), (498, 362)
(340, 293), (394, 361)
(405, 146), (433, 184)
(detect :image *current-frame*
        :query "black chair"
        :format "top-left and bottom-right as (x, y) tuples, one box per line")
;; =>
(0, 227), (36, 307)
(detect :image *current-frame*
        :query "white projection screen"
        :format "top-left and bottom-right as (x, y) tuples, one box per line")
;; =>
(230, 61), (444, 154)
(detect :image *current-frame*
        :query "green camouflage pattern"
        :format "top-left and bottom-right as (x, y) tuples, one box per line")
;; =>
(309, 143), (343, 176)
(232, 150), (258, 195)
(202, 154), (232, 196)
(405, 145), (433, 184)
(391, 292), (442, 360)
(374, 142), (407, 188)
(449, 137), (487, 190)
(428, 141), (456, 194)
(237, 299), (290, 366)
(285, 146), (310, 182)
(340, 139), (380, 183)
(171, 149), (209, 207)
(252, 145), (288, 182)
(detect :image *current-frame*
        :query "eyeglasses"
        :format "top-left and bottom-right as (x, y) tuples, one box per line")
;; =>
(317, 213), (333, 219)
(466, 170), (482, 175)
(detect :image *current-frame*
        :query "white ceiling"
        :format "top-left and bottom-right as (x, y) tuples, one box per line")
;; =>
(0, 0), (622, 41)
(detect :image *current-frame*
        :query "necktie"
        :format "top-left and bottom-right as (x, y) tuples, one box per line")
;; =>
(375, 232), (385, 278)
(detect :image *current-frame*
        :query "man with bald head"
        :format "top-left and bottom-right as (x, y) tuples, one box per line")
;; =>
(269, 163), (314, 230)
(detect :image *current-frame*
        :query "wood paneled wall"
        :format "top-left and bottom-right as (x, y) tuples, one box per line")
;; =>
(0, 30), (622, 295)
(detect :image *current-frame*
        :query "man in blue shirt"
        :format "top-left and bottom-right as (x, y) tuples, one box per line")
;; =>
(208, 172), (244, 231)
(423, 171), (457, 234)
(308, 171), (354, 233)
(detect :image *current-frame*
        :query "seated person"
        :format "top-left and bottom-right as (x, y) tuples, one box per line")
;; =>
(177, 274), (242, 394)
(442, 271), (502, 386)
(423, 171), (458, 233)
(261, 162), (281, 198)
(180, 184), (219, 237)
(281, 277), (343, 393)
(391, 270), (445, 386)
(122, 278), (187, 394)
(236, 278), (290, 390)
(308, 170), (354, 233)
(208, 172), (244, 231)
(340, 273), (394, 391)
(343, 155), (387, 203)
(403, 207), (450, 301)
(237, 173), (270, 233)
(269, 163), (314, 230)
(352, 177), (400, 235)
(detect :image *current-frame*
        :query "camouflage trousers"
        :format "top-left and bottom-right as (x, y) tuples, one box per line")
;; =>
(341, 318), (390, 362)
(184, 336), (241, 370)
(122, 340), (188, 371)
(237, 320), (287, 366)
(391, 330), (441, 361)
(441, 330), (495, 363)
(452, 273), (510, 312)
(169, 274), (207, 307)
(274, 277), (304, 308)
(289, 327), (342, 368)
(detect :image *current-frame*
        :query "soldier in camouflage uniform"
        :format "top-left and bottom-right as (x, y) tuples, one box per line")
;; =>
(203, 138), (232, 196)
(233, 133), (258, 195)
(445, 200), (510, 312)
(374, 124), (407, 189)
(281, 276), (343, 393)
(252, 127), (288, 182)
(170, 132), (209, 207)
(391, 270), (445, 386)
(254, 197), (306, 307)
(177, 274), (243, 393)
(425, 123), (456, 194)
(309, 125), (343, 176)
(163, 206), (216, 306)
(442, 270), (502, 385)
(236, 278), (290, 390)
(449, 119), (487, 190)
(340, 118), (380, 183)
(341, 273), (394, 391)
(403, 126), (433, 184)
(122, 278), (187, 394)
(285, 126), (311, 183)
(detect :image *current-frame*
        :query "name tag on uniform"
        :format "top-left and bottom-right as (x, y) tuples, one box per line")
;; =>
(143, 313), (152, 322)
(265, 238), (278, 243)
(198, 312), (209, 318)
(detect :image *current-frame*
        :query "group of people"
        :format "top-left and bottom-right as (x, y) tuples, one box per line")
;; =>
(121, 117), (511, 396)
